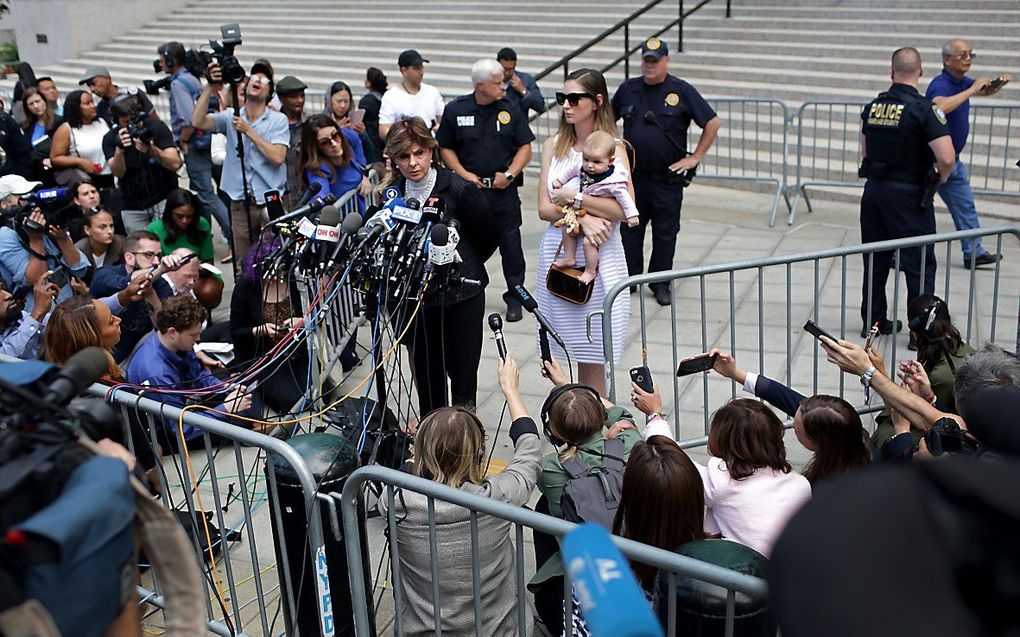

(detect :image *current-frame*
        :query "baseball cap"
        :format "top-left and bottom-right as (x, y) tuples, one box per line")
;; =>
(0, 174), (42, 199)
(398, 50), (429, 68)
(78, 65), (111, 85)
(641, 37), (669, 59)
(250, 61), (274, 82)
(276, 75), (307, 95)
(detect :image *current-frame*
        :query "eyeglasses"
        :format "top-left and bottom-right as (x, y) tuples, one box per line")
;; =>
(556, 91), (596, 106)
(131, 251), (163, 260)
(317, 131), (344, 148)
(953, 51), (976, 60)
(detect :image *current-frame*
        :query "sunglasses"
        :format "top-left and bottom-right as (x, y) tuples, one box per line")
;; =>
(317, 130), (344, 148)
(953, 51), (976, 60)
(556, 91), (596, 106)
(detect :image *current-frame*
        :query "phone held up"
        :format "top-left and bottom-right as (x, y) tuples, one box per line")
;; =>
(803, 319), (838, 343)
(676, 352), (717, 377)
(629, 366), (653, 392)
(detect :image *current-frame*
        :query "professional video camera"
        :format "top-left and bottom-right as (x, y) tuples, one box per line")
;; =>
(2, 187), (79, 232)
(208, 23), (244, 85)
(145, 48), (214, 95)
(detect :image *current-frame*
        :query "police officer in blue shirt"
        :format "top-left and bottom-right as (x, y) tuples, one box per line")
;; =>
(859, 47), (955, 339)
(437, 58), (534, 321)
(611, 37), (722, 306)
(925, 38), (1010, 269)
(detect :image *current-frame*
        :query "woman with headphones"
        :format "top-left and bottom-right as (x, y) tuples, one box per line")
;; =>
(377, 353), (541, 636)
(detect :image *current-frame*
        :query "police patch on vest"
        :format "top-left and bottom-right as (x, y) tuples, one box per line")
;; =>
(665, 92), (680, 107)
(932, 105), (947, 125)
(646, 37), (661, 50)
(497, 110), (512, 125)
(456, 115), (475, 127)
(867, 102), (905, 127)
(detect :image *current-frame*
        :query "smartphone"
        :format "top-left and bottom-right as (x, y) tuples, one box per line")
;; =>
(864, 323), (880, 350)
(804, 319), (838, 343)
(630, 366), (653, 392)
(676, 353), (717, 377)
(988, 77), (1006, 90)
(348, 108), (366, 126)
(46, 268), (69, 290)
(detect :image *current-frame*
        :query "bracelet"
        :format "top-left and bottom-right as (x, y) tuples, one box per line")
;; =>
(647, 412), (668, 421)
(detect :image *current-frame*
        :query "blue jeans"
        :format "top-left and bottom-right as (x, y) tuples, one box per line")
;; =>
(937, 159), (986, 259)
(186, 145), (231, 246)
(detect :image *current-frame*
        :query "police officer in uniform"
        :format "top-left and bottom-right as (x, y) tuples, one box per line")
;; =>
(611, 37), (722, 306)
(859, 47), (955, 338)
(437, 58), (534, 321)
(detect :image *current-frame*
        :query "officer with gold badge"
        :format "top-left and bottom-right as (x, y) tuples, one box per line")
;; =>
(858, 47), (955, 338)
(437, 58), (534, 321)
(611, 37), (722, 306)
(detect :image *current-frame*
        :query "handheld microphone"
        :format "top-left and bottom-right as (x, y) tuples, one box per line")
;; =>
(42, 347), (110, 407)
(513, 284), (565, 350)
(298, 205), (340, 269)
(264, 189), (284, 221)
(487, 313), (508, 361)
(561, 524), (664, 637)
(293, 181), (323, 209)
(269, 192), (338, 226)
(323, 211), (365, 272)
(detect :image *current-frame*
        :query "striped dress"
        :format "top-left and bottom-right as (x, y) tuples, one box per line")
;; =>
(536, 143), (630, 364)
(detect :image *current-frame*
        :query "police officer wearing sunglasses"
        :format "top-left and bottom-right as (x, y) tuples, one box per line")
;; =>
(610, 38), (722, 306)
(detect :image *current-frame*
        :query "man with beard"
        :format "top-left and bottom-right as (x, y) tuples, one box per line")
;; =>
(0, 274), (58, 359)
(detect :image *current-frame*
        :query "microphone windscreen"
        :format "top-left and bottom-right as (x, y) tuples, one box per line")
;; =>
(307, 182), (323, 196)
(64, 347), (111, 385)
(405, 197), (421, 210)
(487, 312), (503, 331)
(341, 212), (364, 234)
(430, 223), (449, 247)
(319, 205), (340, 227)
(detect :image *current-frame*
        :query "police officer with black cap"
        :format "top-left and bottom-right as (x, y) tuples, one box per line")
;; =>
(437, 58), (534, 321)
(611, 37), (722, 306)
(858, 47), (955, 338)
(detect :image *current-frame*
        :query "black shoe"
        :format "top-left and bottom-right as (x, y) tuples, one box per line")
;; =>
(505, 301), (523, 323)
(861, 319), (902, 338)
(653, 287), (672, 306)
(963, 252), (1001, 268)
(629, 285), (637, 295)
(908, 333), (917, 351)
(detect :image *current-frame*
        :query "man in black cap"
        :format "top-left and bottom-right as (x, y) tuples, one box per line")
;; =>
(276, 75), (309, 210)
(611, 37), (722, 306)
(378, 49), (445, 140)
(79, 65), (157, 126)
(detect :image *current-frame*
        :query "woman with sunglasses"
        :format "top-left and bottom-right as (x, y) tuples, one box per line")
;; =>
(299, 113), (371, 213)
(536, 68), (633, 395)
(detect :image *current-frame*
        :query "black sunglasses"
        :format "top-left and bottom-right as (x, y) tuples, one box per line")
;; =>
(556, 91), (596, 106)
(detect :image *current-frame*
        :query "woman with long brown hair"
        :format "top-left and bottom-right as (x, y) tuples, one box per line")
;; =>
(536, 68), (632, 395)
(43, 295), (122, 378)
(299, 113), (371, 212)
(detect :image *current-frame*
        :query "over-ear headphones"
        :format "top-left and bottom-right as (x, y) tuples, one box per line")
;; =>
(908, 297), (943, 340)
(417, 406), (487, 463)
(540, 384), (607, 447)
(158, 44), (175, 71)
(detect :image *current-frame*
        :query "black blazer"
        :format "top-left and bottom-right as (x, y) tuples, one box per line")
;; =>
(229, 275), (306, 365)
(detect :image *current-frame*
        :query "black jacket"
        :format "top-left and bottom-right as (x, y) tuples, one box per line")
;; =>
(0, 112), (32, 178)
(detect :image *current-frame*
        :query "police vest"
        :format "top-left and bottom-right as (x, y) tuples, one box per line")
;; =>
(861, 89), (935, 184)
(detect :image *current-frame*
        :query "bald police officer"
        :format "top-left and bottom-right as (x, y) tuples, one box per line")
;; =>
(611, 37), (722, 306)
(437, 58), (534, 321)
(859, 47), (955, 337)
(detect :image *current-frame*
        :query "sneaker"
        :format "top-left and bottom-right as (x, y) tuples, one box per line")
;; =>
(963, 252), (1001, 268)
(861, 319), (902, 338)
(505, 300), (523, 323)
(653, 287), (672, 306)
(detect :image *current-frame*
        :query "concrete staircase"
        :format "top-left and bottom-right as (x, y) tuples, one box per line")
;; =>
(8, 0), (1019, 219)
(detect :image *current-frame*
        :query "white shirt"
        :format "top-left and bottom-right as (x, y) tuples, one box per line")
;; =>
(92, 251), (106, 268)
(378, 82), (445, 127)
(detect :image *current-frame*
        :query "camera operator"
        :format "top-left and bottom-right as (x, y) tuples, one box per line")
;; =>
(79, 65), (157, 127)
(0, 177), (88, 314)
(103, 96), (182, 233)
(0, 273), (58, 359)
(193, 59), (289, 264)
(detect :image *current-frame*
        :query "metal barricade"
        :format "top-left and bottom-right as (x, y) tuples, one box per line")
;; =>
(334, 464), (768, 637)
(596, 227), (1020, 443)
(691, 98), (791, 227)
(961, 103), (1020, 199)
(85, 385), (334, 637)
(789, 100), (867, 224)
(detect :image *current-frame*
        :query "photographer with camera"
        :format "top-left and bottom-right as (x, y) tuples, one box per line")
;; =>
(0, 272), (58, 360)
(193, 51), (288, 264)
(79, 65), (157, 128)
(103, 96), (182, 233)
(0, 176), (88, 314)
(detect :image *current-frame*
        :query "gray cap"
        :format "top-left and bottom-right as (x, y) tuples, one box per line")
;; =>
(78, 65), (111, 85)
(275, 75), (307, 95)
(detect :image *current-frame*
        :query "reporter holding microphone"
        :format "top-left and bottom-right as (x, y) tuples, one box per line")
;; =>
(383, 117), (498, 415)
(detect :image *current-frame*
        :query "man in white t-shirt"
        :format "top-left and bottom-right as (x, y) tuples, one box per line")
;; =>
(378, 50), (445, 140)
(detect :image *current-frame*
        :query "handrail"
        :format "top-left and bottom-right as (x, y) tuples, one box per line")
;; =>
(533, 0), (731, 86)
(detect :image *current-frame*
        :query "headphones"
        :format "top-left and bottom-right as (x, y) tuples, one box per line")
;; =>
(158, 44), (176, 71)
(416, 406), (487, 463)
(908, 297), (943, 340)
(540, 384), (607, 447)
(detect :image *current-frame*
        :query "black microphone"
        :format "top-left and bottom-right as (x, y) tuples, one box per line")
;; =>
(43, 347), (109, 407)
(294, 181), (323, 209)
(269, 192), (338, 226)
(323, 211), (365, 272)
(264, 189), (284, 221)
(488, 313), (507, 361)
(512, 284), (564, 349)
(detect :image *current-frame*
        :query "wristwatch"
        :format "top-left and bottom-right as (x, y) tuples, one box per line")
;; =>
(573, 192), (584, 209)
(647, 411), (668, 421)
(504, 171), (514, 182)
(860, 365), (877, 388)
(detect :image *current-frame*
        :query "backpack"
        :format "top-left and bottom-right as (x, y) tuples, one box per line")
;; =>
(559, 438), (625, 529)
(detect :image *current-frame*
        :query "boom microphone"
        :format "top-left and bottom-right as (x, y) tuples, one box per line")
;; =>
(513, 284), (565, 350)
(42, 347), (110, 407)
(487, 313), (508, 361)
(294, 181), (323, 209)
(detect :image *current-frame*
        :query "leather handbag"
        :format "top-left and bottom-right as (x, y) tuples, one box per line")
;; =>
(545, 242), (594, 305)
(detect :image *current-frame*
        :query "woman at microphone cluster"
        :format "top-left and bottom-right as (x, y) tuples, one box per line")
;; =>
(383, 117), (499, 415)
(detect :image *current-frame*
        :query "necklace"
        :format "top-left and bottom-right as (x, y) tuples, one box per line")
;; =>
(404, 168), (437, 201)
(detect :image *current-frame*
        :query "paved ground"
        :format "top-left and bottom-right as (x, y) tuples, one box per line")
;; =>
(147, 181), (1019, 636)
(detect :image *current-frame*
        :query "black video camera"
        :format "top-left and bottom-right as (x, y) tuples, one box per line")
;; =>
(112, 93), (154, 145)
(208, 23), (244, 85)
(146, 48), (213, 95)
(4, 187), (79, 232)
